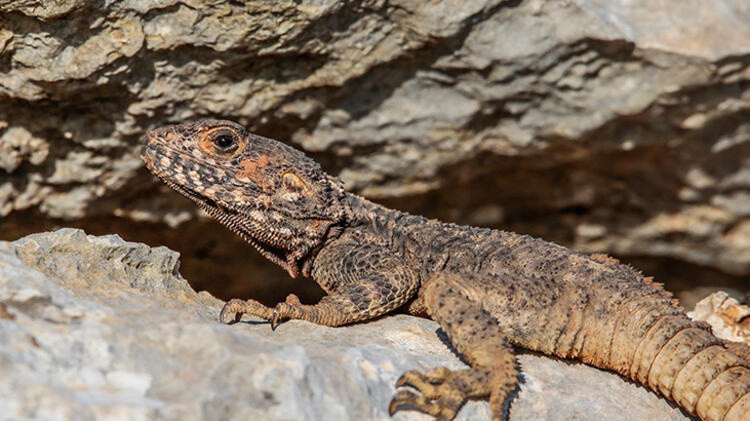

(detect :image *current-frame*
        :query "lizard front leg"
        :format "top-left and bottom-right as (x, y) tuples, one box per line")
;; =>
(390, 273), (519, 421)
(220, 240), (419, 328)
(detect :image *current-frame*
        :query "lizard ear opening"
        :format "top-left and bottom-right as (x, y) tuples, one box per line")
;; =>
(282, 171), (309, 192)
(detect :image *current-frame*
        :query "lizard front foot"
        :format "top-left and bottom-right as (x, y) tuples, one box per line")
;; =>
(219, 298), (273, 324)
(219, 294), (303, 328)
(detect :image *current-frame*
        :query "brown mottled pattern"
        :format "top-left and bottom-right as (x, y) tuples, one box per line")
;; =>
(236, 155), (273, 189)
(142, 119), (749, 421)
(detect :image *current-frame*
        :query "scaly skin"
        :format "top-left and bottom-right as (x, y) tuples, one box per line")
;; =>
(141, 119), (750, 421)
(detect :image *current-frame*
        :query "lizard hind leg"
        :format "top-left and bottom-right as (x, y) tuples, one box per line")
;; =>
(389, 274), (519, 421)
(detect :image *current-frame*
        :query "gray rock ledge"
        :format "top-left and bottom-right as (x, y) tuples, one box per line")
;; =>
(0, 229), (690, 421)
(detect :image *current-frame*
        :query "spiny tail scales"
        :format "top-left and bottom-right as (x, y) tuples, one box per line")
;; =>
(609, 301), (749, 421)
(586, 256), (750, 420)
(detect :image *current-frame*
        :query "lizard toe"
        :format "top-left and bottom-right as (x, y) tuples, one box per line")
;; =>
(425, 366), (451, 382)
(270, 302), (294, 330)
(219, 298), (247, 324)
(396, 370), (423, 387)
(284, 293), (302, 305)
(269, 311), (282, 330)
(395, 370), (441, 398)
(389, 389), (455, 419)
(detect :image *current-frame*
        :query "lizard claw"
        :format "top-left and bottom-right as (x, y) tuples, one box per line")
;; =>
(269, 302), (291, 330)
(270, 311), (281, 331)
(389, 390), (421, 416)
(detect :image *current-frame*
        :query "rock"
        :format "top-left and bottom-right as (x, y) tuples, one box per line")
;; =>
(688, 291), (750, 345)
(0, 0), (748, 305)
(0, 229), (691, 420)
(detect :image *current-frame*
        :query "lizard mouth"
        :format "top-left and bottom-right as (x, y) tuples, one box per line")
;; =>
(154, 174), (292, 270)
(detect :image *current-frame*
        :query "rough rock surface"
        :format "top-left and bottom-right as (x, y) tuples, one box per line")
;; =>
(688, 291), (750, 345)
(0, 1), (748, 303)
(0, 229), (693, 421)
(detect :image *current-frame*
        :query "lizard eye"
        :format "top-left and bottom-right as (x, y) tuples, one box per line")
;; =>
(211, 130), (237, 152)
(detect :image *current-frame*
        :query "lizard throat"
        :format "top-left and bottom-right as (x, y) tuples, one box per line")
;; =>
(156, 175), (301, 278)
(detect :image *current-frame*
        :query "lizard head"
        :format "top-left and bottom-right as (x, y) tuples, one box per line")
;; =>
(140, 119), (347, 278)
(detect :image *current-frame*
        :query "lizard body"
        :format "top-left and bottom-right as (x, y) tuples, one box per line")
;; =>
(142, 119), (750, 421)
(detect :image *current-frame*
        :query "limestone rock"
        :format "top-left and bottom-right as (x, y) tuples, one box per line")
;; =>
(0, 229), (691, 420)
(688, 291), (750, 345)
(0, 0), (748, 303)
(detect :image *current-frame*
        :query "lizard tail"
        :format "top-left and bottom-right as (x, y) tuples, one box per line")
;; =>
(605, 296), (749, 421)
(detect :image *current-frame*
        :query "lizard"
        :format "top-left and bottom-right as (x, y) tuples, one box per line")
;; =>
(141, 119), (750, 421)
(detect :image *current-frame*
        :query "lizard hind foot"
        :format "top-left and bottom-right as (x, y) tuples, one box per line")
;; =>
(395, 273), (521, 420)
(389, 366), (512, 421)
